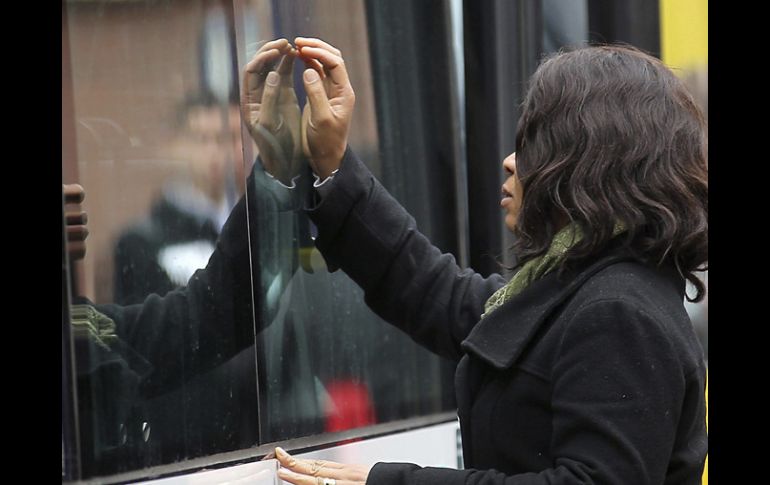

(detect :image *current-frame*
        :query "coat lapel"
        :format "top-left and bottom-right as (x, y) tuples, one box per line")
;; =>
(461, 254), (633, 370)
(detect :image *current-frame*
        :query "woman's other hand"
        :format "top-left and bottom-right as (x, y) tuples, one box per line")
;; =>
(275, 446), (371, 485)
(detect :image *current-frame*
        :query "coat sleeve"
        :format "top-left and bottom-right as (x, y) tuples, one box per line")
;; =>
(366, 298), (702, 485)
(305, 147), (505, 362)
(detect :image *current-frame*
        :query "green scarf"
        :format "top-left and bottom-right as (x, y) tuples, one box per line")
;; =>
(481, 222), (625, 319)
(70, 304), (118, 351)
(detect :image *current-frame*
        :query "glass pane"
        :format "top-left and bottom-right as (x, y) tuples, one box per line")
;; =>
(542, 0), (588, 55)
(63, 0), (259, 477)
(234, 0), (456, 444)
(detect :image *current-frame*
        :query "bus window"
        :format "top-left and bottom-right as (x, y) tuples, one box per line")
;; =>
(542, 0), (588, 54)
(64, 0), (464, 480)
(234, 0), (458, 444)
(63, 0), (260, 478)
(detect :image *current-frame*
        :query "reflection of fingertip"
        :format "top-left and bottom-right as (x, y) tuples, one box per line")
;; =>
(261, 451), (276, 461)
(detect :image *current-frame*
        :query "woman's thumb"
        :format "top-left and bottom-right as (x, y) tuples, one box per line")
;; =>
(303, 68), (331, 123)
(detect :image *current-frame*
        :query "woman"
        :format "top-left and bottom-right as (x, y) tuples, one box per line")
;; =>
(261, 38), (708, 485)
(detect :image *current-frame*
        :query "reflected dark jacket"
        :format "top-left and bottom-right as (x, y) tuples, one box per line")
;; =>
(86, 161), (306, 473)
(112, 189), (221, 305)
(307, 148), (708, 485)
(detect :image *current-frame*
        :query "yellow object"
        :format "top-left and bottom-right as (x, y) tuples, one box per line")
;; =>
(659, 6), (708, 480)
(702, 372), (708, 485)
(660, 0), (708, 72)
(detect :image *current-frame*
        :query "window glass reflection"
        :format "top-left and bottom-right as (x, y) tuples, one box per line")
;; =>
(114, 94), (244, 305)
(63, 0), (458, 479)
(542, 0), (588, 55)
(235, 0), (456, 444)
(64, 0), (260, 477)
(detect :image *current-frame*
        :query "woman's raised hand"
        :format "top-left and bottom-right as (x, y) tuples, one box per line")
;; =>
(295, 37), (356, 180)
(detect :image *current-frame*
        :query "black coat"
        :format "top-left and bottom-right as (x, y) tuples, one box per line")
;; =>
(307, 148), (707, 485)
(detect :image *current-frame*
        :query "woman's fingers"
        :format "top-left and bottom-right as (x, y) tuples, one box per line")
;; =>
(275, 447), (369, 485)
(277, 467), (334, 485)
(273, 446), (372, 485)
(277, 470), (359, 485)
(295, 46), (350, 89)
(294, 37), (342, 57)
(302, 57), (326, 80)
(293, 37), (344, 85)
(275, 467), (308, 485)
(276, 448), (332, 474)
(276, 447), (344, 474)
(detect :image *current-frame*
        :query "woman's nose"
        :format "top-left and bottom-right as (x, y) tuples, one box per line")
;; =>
(503, 152), (516, 174)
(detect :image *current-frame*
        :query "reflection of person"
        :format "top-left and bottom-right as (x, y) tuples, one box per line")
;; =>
(242, 38), (304, 186)
(74, 151), (298, 473)
(112, 92), (245, 304)
(64, 184), (88, 261)
(273, 39), (708, 485)
(542, 0), (587, 54)
(71, 45), (313, 472)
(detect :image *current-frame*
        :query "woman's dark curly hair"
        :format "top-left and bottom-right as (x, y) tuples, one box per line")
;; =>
(513, 44), (708, 301)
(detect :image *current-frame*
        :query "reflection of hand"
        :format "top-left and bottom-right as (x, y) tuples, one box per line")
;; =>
(295, 37), (356, 180)
(63, 184), (88, 261)
(242, 38), (303, 185)
(275, 447), (371, 485)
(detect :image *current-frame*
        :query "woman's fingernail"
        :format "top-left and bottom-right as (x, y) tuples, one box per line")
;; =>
(266, 71), (279, 86)
(276, 446), (288, 457)
(304, 69), (320, 83)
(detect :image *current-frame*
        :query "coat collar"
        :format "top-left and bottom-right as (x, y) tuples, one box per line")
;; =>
(460, 252), (637, 370)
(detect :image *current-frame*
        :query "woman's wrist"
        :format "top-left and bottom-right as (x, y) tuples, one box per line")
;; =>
(311, 146), (346, 179)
